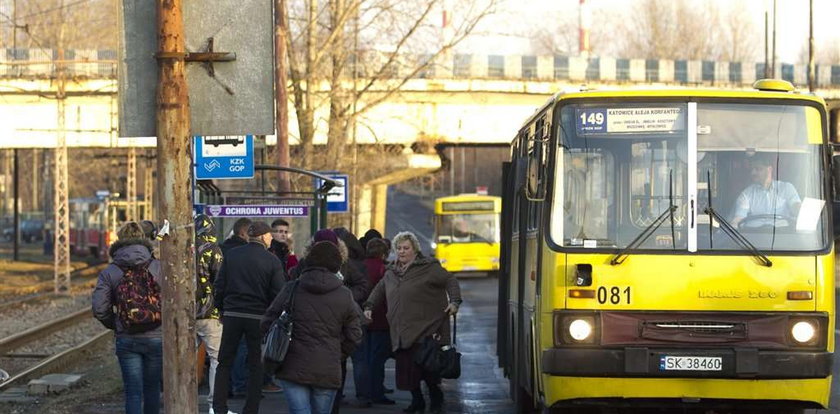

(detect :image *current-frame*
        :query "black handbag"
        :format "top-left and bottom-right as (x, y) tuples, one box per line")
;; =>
(261, 280), (299, 365)
(438, 315), (461, 379)
(413, 315), (461, 379)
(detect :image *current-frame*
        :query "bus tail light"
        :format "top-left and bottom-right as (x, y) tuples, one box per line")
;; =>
(554, 313), (599, 346)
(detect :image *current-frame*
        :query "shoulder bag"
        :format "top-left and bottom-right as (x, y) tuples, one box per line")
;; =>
(261, 280), (300, 365)
(413, 314), (461, 379)
(438, 314), (461, 379)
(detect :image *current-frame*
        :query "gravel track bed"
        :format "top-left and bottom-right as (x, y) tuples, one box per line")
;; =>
(16, 318), (105, 355)
(0, 319), (106, 377)
(0, 293), (92, 339)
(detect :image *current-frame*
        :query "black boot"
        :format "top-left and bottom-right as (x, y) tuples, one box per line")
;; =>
(428, 383), (443, 414)
(403, 388), (425, 413)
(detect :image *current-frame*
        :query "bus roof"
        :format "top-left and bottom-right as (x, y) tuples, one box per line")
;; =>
(517, 84), (827, 131)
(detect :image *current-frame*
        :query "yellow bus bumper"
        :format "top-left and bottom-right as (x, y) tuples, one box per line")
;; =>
(543, 376), (832, 408)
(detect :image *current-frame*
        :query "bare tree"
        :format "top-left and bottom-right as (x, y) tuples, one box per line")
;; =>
(1, 0), (117, 50)
(612, 0), (755, 62)
(284, 0), (496, 175)
(718, 2), (758, 62)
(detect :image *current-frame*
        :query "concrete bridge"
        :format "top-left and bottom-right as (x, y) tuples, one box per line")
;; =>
(3, 49), (840, 232)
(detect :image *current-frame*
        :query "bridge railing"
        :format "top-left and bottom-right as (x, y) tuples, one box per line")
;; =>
(2, 48), (839, 89)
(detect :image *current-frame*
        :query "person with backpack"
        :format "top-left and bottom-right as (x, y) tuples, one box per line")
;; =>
(194, 214), (224, 408)
(212, 221), (286, 414)
(92, 221), (163, 414)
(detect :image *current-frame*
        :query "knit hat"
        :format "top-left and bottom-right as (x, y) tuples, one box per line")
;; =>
(248, 221), (272, 237)
(307, 241), (342, 272)
(313, 229), (339, 246)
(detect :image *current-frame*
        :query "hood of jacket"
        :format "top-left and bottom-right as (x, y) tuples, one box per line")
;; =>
(302, 238), (348, 264)
(334, 228), (365, 260)
(299, 267), (345, 294)
(109, 238), (154, 267)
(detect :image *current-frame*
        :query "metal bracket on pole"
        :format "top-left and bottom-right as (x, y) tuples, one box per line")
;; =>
(183, 37), (237, 95)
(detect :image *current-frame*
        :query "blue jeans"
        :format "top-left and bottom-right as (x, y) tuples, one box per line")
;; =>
(279, 379), (337, 414)
(115, 336), (163, 414)
(364, 330), (391, 402)
(350, 330), (369, 400)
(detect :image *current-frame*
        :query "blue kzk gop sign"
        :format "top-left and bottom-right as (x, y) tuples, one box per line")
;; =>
(194, 135), (255, 180)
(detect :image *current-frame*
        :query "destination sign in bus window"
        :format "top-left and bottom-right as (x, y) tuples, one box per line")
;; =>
(442, 201), (495, 212)
(576, 107), (685, 135)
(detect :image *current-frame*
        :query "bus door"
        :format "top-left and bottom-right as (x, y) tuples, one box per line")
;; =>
(498, 161), (513, 372)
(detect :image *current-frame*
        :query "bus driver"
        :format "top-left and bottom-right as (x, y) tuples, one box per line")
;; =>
(731, 155), (801, 228)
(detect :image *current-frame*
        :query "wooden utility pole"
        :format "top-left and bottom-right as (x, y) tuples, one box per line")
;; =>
(275, 0), (291, 193)
(808, 0), (815, 92)
(156, 0), (197, 413)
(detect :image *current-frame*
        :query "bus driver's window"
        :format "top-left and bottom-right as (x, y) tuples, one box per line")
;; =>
(731, 154), (801, 229)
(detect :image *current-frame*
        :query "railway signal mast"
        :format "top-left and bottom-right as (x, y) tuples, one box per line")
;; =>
(54, 1), (71, 294)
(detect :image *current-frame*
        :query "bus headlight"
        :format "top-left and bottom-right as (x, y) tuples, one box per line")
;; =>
(430, 242), (437, 250)
(555, 314), (598, 345)
(568, 319), (593, 341)
(791, 320), (817, 344)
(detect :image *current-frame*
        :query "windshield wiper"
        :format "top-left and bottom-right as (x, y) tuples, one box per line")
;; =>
(611, 170), (677, 265)
(611, 205), (677, 265)
(704, 207), (772, 267)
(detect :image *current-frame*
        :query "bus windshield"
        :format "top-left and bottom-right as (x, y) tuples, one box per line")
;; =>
(437, 213), (500, 244)
(551, 101), (828, 253)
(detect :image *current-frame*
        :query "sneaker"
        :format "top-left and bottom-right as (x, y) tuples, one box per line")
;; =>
(209, 409), (239, 414)
(262, 383), (283, 393)
(373, 397), (396, 405)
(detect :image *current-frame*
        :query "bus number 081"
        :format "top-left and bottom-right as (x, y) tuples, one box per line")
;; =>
(597, 286), (631, 305)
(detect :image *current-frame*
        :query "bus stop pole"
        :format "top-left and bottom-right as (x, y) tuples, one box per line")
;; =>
(319, 195), (328, 230)
(310, 198), (319, 235)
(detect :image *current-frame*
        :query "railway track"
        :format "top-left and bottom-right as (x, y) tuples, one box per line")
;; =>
(0, 262), (108, 312)
(0, 307), (110, 391)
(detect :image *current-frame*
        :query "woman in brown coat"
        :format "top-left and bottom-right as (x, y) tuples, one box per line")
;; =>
(363, 231), (461, 414)
(261, 241), (362, 414)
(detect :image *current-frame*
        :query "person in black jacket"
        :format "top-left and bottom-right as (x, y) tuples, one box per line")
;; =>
(262, 241), (362, 414)
(219, 216), (253, 397)
(212, 221), (286, 414)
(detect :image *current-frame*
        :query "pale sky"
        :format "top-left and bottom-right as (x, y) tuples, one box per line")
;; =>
(456, 0), (840, 63)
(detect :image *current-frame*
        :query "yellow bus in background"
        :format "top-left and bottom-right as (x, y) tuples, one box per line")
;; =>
(498, 79), (835, 413)
(431, 194), (501, 275)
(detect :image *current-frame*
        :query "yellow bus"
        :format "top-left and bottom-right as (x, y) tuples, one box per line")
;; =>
(498, 79), (835, 413)
(431, 194), (501, 275)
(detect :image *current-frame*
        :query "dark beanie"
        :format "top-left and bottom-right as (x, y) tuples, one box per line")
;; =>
(313, 229), (339, 246)
(307, 241), (342, 273)
(248, 221), (272, 237)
